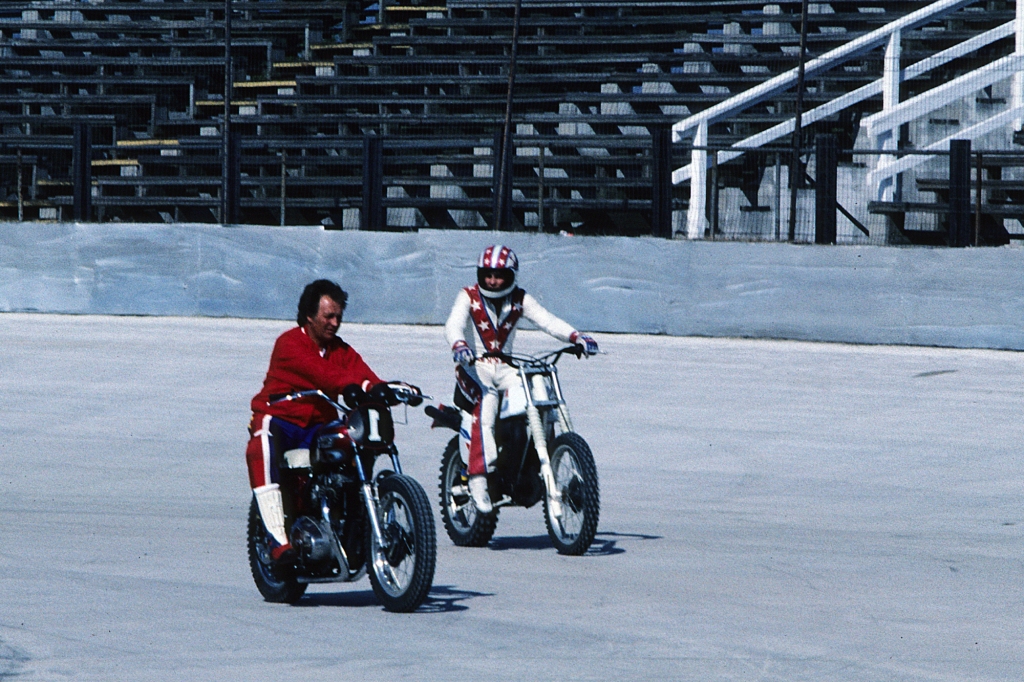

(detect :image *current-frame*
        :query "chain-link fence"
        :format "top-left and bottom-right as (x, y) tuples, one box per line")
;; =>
(682, 138), (1024, 245)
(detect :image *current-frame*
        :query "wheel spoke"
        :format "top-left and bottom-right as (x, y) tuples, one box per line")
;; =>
(548, 444), (589, 543)
(440, 437), (498, 547)
(452, 500), (474, 522)
(373, 492), (419, 597)
(373, 547), (404, 592)
(446, 454), (477, 530)
(541, 434), (599, 556)
(365, 474), (435, 612)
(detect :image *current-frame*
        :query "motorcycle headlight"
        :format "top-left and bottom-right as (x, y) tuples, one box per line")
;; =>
(347, 410), (365, 442)
(346, 406), (394, 446)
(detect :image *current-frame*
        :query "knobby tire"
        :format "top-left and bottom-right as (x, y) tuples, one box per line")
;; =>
(543, 432), (600, 555)
(367, 474), (436, 612)
(439, 436), (499, 547)
(247, 497), (307, 604)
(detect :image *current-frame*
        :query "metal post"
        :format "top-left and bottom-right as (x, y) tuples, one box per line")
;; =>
(651, 124), (673, 238)
(17, 150), (24, 222)
(280, 150), (287, 227)
(537, 144), (545, 232)
(710, 150), (719, 240)
(787, 0), (810, 242)
(494, 0), (523, 230)
(876, 30), (902, 203)
(774, 152), (782, 240)
(948, 139), (971, 247)
(221, 0), (232, 224)
(815, 134), (838, 244)
(974, 151), (982, 246)
(361, 133), (383, 230)
(492, 130), (506, 230)
(1013, 0), (1023, 131)
(225, 130), (241, 225)
(685, 121), (708, 239)
(72, 122), (92, 222)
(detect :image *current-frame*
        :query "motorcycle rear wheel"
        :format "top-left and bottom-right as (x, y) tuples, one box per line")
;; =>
(439, 436), (498, 547)
(247, 497), (307, 603)
(367, 474), (436, 612)
(543, 433), (600, 556)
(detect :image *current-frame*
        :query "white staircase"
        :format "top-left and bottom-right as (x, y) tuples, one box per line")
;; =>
(672, 0), (1024, 239)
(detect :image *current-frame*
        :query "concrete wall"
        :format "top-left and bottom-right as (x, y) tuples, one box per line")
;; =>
(2, 222), (1023, 350)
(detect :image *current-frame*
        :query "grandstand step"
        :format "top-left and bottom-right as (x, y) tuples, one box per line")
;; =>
(869, 201), (1024, 219)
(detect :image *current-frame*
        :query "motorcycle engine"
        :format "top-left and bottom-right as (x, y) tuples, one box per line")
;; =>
(290, 516), (333, 568)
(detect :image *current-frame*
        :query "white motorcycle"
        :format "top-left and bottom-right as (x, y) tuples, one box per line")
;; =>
(425, 346), (600, 555)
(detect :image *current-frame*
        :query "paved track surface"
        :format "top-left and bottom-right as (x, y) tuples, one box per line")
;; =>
(1, 314), (1021, 680)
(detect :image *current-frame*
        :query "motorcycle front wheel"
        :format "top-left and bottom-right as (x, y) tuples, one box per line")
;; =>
(367, 474), (436, 612)
(439, 436), (498, 547)
(543, 433), (600, 555)
(247, 497), (307, 604)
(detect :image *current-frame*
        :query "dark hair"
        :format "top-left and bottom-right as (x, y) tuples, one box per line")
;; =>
(297, 279), (348, 326)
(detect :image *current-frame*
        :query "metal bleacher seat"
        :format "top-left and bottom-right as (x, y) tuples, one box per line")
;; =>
(1, 0), (1016, 235)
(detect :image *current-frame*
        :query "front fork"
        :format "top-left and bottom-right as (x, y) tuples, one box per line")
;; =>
(353, 456), (389, 558)
(521, 369), (568, 518)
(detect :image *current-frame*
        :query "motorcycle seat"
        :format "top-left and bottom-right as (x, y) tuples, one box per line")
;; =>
(283, 448), (311, 469)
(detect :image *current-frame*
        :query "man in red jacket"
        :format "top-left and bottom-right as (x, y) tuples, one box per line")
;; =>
(246, 279), (383, 563)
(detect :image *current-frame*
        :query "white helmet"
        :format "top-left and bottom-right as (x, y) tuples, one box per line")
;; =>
(476, 244), (518, 298)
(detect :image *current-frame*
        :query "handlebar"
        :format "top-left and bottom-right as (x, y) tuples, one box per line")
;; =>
(390, 383), (431, 406)
(472, 345), (586, 369)
(268, 382), (428, 411)
(268, 389), (344, 412)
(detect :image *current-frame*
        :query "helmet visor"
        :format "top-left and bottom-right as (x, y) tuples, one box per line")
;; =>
(478, 267), (515, 292)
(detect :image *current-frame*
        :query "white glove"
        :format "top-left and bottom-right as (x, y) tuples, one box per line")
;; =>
(452, 340), (474, 366)
(570, 331), (599, 356)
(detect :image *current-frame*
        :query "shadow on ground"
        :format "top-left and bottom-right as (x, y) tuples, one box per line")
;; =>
(420, 585), (493, 613)
(486, 530), (661, 556)
(295, 589), (381, 608)
(586, 531), (662, 556)
(294, 585), (490, 613)
(488, 534), (553, 551)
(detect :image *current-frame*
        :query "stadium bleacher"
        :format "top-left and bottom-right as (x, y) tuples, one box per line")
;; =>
(0, 0), (1019, 241)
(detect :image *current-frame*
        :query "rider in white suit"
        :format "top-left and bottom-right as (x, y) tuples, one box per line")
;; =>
(444, 244), (599, 513)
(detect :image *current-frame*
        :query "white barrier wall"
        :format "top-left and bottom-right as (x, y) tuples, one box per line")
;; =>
(2, 222), (1023, 350)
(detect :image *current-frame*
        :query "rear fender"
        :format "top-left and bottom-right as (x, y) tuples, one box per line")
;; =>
(425, 404), (461, 432)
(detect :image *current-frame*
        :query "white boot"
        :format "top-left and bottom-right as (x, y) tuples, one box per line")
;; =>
(254, 483), (289, 546)
(468, 475), (492, 514)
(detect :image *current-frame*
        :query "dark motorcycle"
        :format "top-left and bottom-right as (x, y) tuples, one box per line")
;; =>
(247, 384), (436, 612)
(426, 347), (600, 555)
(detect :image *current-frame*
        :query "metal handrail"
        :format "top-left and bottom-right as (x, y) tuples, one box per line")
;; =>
(671, 0), (978, 141)
(671, 19), (1015, 183)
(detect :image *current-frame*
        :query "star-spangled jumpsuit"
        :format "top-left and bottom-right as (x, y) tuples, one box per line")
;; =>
(444, 284), (578, 477)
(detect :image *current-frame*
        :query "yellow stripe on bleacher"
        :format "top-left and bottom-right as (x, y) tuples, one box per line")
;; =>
(234, 81), (297, 88)
(272, 61), (335, 69)
(116, 140), (179, 148)
(195, 101), (258, 106)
